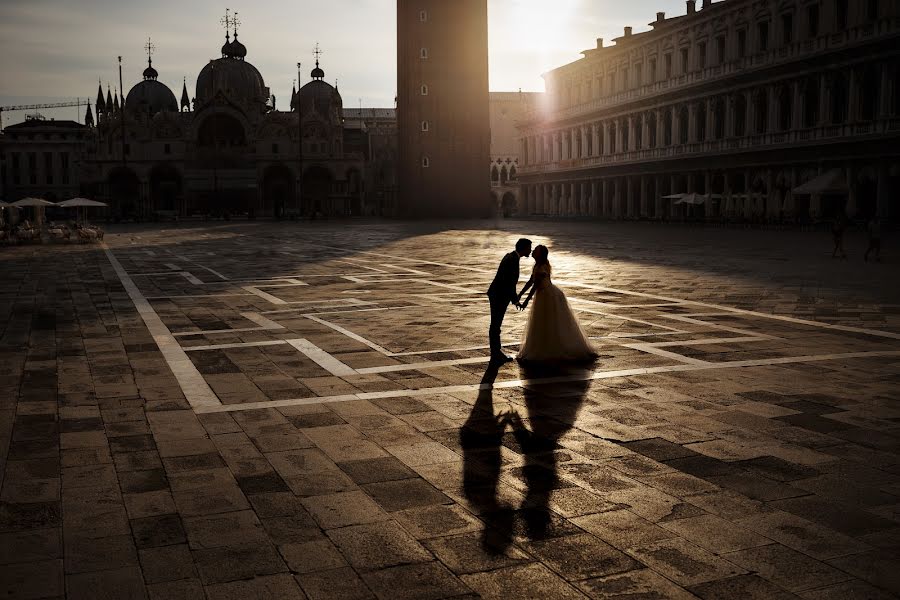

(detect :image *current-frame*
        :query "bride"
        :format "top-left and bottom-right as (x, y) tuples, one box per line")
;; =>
(516, 245), (597, 363)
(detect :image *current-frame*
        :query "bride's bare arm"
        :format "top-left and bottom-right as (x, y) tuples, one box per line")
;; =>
(518, 276), (534, 302)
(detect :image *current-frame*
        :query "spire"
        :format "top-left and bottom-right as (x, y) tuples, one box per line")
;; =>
(310, 43), (325, 80)
(96, 79), (106, 114)
(180, 77), (190, 111)
(290, 82), (297, 111)
(106, 85), (113, 111)
(85, 103), (94, 127)
(113, 88), (120, 112)
(143, 37), (158, 80)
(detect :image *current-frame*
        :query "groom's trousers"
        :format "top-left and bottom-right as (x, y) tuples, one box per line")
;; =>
(488, 296), (509, 357)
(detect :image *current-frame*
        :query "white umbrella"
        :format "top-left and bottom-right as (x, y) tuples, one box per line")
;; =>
(0, 200), (10, 208)
(662, 193), (685, 199)
(675, 193), (707, 205)
(12, 197), (57, 207)
(59, 198), (107, 208)
(793, 169), (847, 195)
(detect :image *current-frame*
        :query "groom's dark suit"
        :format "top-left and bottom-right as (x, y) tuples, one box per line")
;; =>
(487, 251), (520, 359)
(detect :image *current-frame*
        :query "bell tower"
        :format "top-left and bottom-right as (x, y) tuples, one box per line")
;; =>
(397, 0), (491, 217)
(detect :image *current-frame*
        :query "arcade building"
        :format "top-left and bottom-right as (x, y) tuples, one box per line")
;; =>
(517, 0), (900, 222)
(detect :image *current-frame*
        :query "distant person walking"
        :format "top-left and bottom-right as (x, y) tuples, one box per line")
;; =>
(831, 215), (847, 259)
(864, 217), (881, 262)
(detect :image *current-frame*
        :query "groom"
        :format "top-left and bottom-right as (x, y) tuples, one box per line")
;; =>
(486, 238), (532, 363)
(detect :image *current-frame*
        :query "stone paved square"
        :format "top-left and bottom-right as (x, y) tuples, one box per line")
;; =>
(1, 220), (898, 599)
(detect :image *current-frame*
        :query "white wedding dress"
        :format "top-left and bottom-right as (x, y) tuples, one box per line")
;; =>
(517, 263), (597, 362)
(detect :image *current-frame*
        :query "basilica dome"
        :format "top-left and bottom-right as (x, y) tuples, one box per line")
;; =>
(298, 62), (342, 117)
(126, 59), (178, 116)
(196, 34), (267, 107)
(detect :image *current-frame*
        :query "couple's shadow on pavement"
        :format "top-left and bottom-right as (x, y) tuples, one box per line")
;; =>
(460, 360), (591, 555)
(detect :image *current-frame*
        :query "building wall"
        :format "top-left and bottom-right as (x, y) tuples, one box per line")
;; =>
(397, 0), (491, 217)
(0, 118), (89, 203)
(490, 91), (542, 215)
(518, 0), (900, 222)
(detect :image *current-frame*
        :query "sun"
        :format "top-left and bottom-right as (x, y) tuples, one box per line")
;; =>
(489, 0), (585, 90)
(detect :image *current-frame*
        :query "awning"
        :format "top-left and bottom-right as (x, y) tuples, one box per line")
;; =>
(59, 198), (108, 208)
(793, 169), (847, 195)
(675, 193), (707, 205)
(12, 197), (57, 207)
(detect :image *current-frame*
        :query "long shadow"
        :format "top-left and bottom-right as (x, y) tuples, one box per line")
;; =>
(460, 361), (591, 554)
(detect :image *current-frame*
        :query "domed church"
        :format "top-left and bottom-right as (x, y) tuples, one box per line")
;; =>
(82, 15), (396, 219)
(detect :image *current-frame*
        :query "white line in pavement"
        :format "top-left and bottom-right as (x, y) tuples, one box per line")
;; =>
(304, 314), (394, 355)
(287, 339), (357, 376)
(172, 312), (285, 337)
(299, 241), (900, 341)
(102, 244), (221, 409)
(183, 340), (289, 352)
(357, 356), (491, 374)
(194, 350), (900, 414)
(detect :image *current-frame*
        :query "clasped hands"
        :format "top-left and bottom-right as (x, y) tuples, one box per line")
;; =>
(515, 295), (528, 311)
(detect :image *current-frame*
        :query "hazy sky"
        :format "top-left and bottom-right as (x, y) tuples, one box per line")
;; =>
(0, 0), (688, 125)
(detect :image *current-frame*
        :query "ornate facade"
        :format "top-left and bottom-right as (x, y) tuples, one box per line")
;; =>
(79, 25), (391, 219)
(490, 91), (542, 216)
(518, 0), (900, 222)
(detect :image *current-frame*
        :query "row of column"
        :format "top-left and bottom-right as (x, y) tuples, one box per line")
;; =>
(520, 163), (894, 220)
(523, 63), (897, 165)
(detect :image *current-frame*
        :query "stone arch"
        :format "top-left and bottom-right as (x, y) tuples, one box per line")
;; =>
(712, 98), (726, 139)
(830, 72), (848, 124)
(302, 165), (333, 214)
(778, 85), (792, 131)
(663, 110), (673, 145)
(149, 164), (182, 213)
(501, 191), (517, 217)
(857, 66), (879, 121)
(803, 78), (820, 127)
(696, 102), (707, 141)
(753, 90), (768, 133)
(491, 165), (499, 184)
(262, 164), (295, 217)
(196, 112), (250, 169)
(107, 167), (140, 220)
(678, 107), (689, 144)
(500, 165), (509, 186)
(734, 94), (747, 136)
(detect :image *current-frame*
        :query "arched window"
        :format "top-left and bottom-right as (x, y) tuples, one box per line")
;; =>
(664, 110), (673, 145)
(778, 87), (792, 131)
(421, 156), (430, 168)
(804, 78), (820, 127)
(754, 90), (768, 133)
(635, 118), (643, 150)
(420, 48), (428, 59)
(734, 94), (747, 136)
(491, 165), (499, 183)
(830, 73), (848, 124)
(420, 84), (428, 96)
(621, 120), (630, 151)
(713, 99), (725, 139)
(509, 166), (517, 181)
(608, 122), (617, 153)
(678, 107), (689, 144)
(421, 120), (429, 132)
(500, 166), (508, 185)
(858, 68), (878, 121)
(696, 102), (707, 141)
(648, 114), (658, 147)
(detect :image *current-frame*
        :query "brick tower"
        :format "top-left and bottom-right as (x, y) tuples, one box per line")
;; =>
(397, 0), (491, 217)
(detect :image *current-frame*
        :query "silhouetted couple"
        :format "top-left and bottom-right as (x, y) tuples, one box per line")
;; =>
(487, 238), (597, 363)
